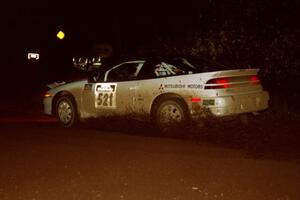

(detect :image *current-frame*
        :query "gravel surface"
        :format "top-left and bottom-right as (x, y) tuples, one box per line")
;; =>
(0, 119), (299, 200)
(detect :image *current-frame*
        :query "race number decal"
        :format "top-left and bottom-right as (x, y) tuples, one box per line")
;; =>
(95, 83), (117, 109)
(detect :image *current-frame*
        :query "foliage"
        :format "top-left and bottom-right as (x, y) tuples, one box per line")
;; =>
(132, 15), (300, 116)
(135, 21), (300, 95)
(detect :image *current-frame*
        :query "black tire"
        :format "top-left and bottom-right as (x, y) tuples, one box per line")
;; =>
(56, 96), (78, 128)
(154, 98), (189, 133)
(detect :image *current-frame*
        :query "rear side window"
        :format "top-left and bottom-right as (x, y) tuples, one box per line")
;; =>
(138, 58), (198, 79)
(154, 62), (187, 76)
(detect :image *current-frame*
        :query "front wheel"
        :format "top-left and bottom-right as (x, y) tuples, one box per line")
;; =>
(56, 96), (78, 127)
(154, 99), (189, 132)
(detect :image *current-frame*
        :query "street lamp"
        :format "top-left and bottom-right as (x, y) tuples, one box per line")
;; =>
(56, 30), (65, 40)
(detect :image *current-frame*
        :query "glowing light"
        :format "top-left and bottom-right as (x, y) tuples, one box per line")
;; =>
(56, 31), (65, 40)
(250, 75), (260, 84)
(27, 53), (39, 60)
(191, 97), (201, 102)
(44, 92), (52, 98)
(205, 78), (230, 89)
(215, 78), (230, 88)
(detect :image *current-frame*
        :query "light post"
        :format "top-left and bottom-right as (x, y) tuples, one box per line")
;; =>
(56, 30), (65, 40)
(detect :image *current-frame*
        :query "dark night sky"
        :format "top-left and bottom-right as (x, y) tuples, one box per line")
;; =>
(0, 0), (298, 100)
(14, 0), (300, 52)
(1, 0), (299, 84)
(17, 1), (199, 48)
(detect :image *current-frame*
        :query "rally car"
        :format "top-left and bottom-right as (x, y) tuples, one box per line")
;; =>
(43, 56), (269, 131)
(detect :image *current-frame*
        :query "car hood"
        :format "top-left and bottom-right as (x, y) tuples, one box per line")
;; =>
(47, 78), (88, 89)
(46, 80), (88, 97)
(47, 81), (67, 89)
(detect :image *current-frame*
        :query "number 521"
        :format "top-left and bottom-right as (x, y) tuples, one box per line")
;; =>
(97, 93), (113, 107)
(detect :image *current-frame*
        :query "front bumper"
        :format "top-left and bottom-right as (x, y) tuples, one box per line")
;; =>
(43, 97), (53, 115)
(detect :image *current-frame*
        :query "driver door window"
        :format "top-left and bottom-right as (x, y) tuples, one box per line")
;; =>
(106, 63), (143, 82)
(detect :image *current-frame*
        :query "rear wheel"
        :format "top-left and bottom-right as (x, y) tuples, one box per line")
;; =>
(154, 99), (189, 132)
(56, 96), (78, 127)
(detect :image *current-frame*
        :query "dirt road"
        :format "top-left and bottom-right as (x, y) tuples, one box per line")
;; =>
(0, 117), (299, 200)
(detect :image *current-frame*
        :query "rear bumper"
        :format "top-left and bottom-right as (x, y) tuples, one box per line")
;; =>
(208, 91), (269, 116)
(190, 91), (269, 119)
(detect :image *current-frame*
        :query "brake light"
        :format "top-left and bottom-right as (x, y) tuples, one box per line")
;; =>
(205, 78), (230, 89)
(250, 75), (260, 84)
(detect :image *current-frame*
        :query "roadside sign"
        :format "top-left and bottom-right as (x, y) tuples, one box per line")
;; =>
(27, 53), (39, 60)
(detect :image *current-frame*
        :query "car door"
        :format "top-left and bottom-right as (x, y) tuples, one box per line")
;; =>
(129, 59), (167, 118)
(82, 61), (144, 118)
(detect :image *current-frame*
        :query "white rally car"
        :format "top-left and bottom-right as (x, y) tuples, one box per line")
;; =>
(43, 56), (269, 131)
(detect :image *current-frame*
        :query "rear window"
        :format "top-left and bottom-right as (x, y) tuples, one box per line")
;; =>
(145, 57), (229, 77)
(182, 57), (229, 72)
(153, 58), (196, 76)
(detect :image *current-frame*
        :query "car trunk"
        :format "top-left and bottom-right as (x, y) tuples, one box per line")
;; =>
(201, 68), (263, 97)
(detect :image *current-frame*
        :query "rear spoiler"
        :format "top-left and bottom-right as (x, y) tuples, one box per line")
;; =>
(211, 68), (260, 78)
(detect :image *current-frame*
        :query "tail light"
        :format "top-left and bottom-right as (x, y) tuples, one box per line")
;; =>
(205, 78), (230, 89)
(250, 75), (260, 85)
